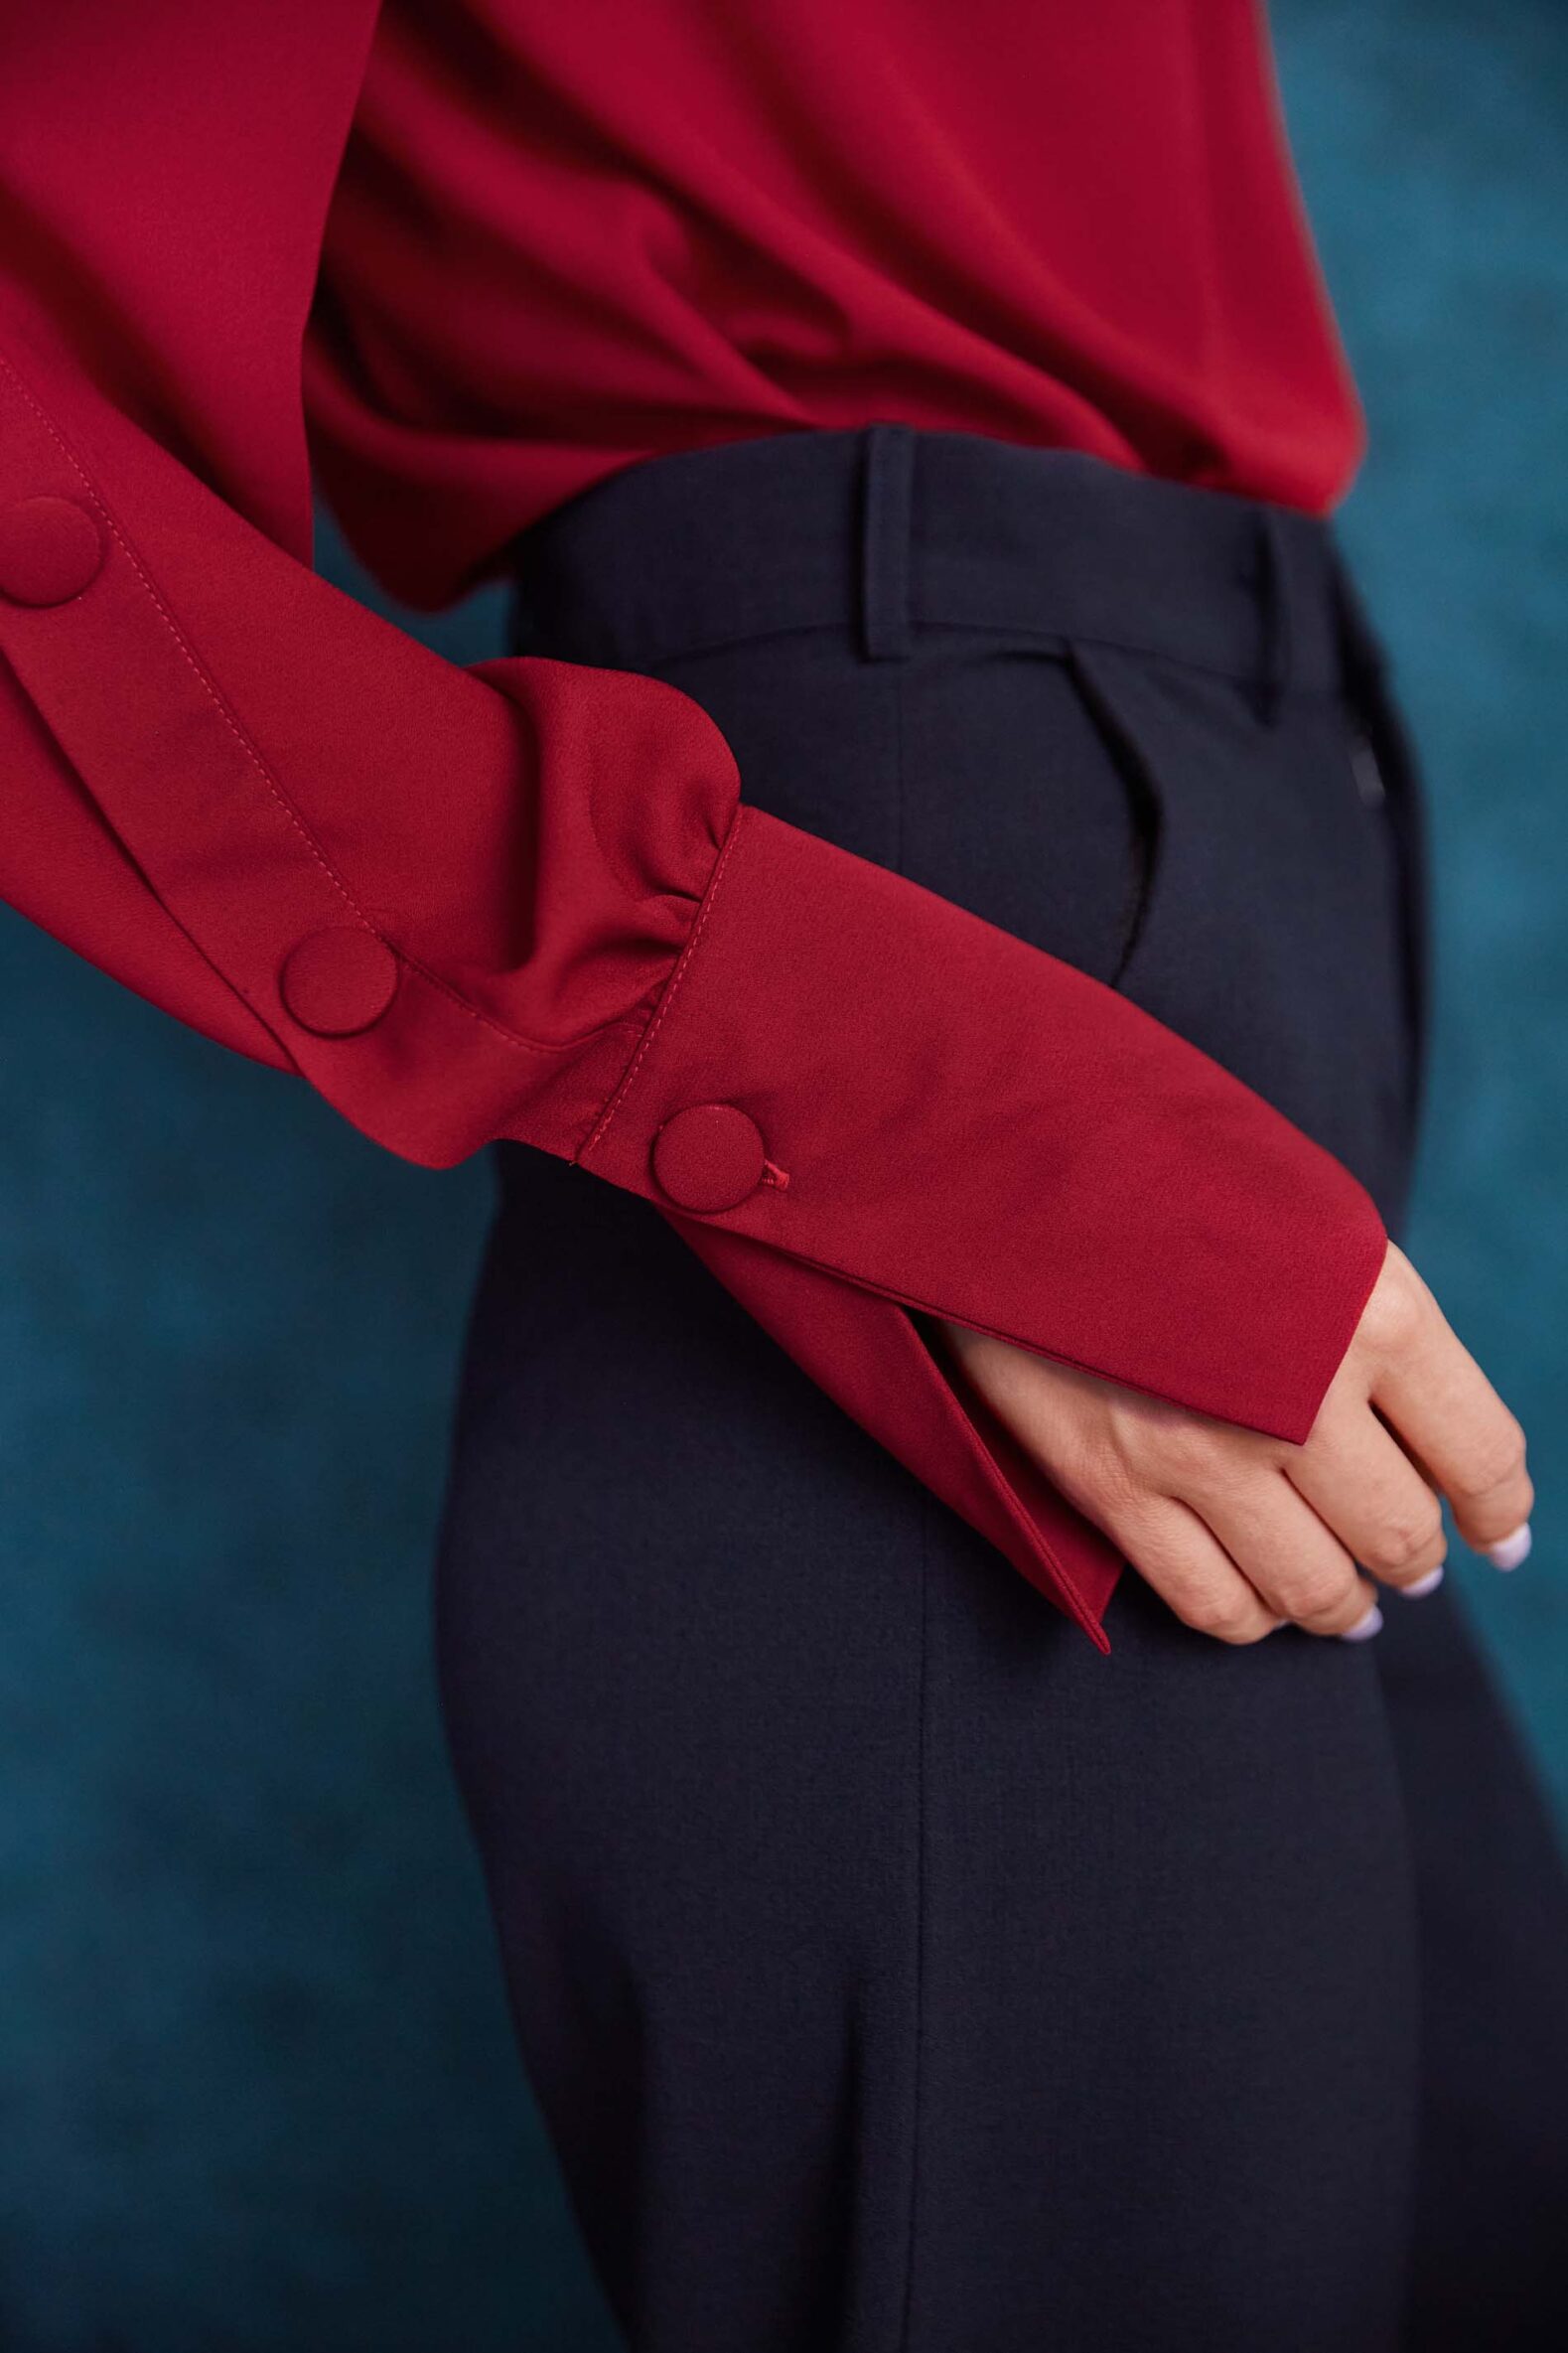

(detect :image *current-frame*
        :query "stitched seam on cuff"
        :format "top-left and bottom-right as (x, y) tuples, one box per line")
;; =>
(0, 351), (612, 1065)
(576, 803), (749, 1164)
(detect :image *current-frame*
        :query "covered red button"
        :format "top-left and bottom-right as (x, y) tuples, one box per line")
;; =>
(279, 926), (399, 1037)
(0, 496), (104, 607)
(651, 1103), (767, 1214)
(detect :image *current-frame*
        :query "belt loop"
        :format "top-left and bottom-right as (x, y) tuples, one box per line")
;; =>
(1253, 508), (1293, 726)
(859, 422), (916, 661)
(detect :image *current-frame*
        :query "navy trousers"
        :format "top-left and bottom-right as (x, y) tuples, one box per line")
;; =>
(434, 427), (1568, 2351)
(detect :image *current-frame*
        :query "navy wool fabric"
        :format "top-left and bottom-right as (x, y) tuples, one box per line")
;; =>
(432, 424), (1568, 2352)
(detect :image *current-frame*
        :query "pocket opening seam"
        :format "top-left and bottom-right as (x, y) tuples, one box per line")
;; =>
(1063, 640), (1165, 992)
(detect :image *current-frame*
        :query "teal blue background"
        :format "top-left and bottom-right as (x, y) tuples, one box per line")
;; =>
(2, 3), (1564, 2343)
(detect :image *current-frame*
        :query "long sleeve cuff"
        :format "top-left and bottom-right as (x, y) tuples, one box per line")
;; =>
(0, 338), (1385, 1648)
(575, 804), (1388, 1639)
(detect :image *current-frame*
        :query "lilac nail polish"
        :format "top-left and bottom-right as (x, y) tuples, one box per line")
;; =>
(1341, 1603), (1384, 1643)
(1399, 1565), (1445, 1599)
(1486, 1525), (1532, 1572)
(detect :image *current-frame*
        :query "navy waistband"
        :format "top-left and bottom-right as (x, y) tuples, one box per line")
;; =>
(508, 423), (1370, 704)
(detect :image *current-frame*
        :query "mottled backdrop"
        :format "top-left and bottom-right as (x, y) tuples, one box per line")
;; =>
(1, 2), (1564, 2344)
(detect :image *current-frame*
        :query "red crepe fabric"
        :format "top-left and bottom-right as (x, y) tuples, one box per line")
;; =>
(304, 0), (1366, 608)
(0, 2), (1385, 1645)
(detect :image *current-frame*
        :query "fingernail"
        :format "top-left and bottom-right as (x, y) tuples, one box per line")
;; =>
(1398, 1565), (1445, 1599)
(1341, 1603), (1384, 1643)
(1486, 1524), (1532, 1572)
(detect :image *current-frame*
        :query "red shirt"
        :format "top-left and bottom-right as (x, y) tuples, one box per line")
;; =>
(0, 2), (1384, 1646)
(305, 0), (1364, 608)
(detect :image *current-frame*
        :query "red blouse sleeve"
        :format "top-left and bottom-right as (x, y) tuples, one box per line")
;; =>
(0, 0), (1386, 1647)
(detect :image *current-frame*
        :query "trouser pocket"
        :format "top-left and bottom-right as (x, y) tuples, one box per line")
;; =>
(1041, 635), (1421, 1225)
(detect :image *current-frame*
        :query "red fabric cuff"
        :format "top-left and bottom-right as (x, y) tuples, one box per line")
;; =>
(578, 806), (1388, 1633)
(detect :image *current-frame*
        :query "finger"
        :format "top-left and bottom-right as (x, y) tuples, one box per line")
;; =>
(1109, 1495), (1285, 1647)
(1367, 1278), (1532, 1557)
(1285, 1395), (1448, 1596)
(1190, 1465), (1380, 1638)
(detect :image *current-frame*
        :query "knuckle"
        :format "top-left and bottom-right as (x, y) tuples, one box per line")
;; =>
(1365, 1507), (1444, 1575)
(1073, 1430), (1146, 1519)
(1452, 1419), (1528, 1505)
(1181, 1592), (1263, 1644)
(1150, 1418), (1230, 1489)
(1162, 1578), (1218, 1632)
(1273, 1569), (1354, 1625)
(1300, 1596), (1362, 1636)
(1360, 1259), (1430, 1362)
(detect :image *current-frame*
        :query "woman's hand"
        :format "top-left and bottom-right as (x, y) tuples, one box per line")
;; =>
(936, 1242), (1532, 1643)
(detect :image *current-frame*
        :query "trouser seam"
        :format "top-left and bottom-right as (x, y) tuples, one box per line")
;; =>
(889, 630), (927, 2353)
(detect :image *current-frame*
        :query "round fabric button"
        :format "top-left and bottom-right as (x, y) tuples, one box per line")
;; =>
(651, 1103), (767, 1215)
(0, 496), (105, 607)
(279, 926), (399, 1037)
